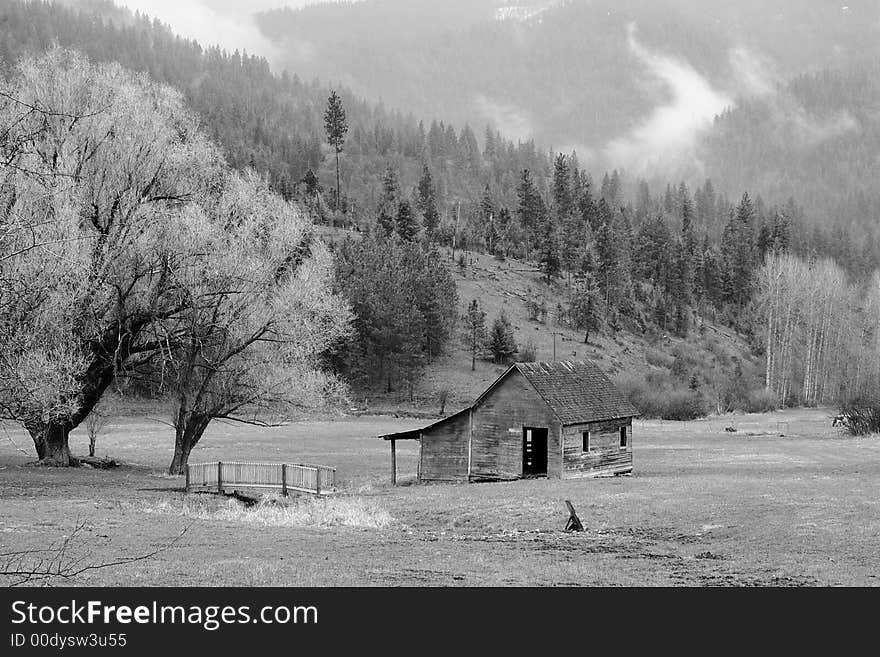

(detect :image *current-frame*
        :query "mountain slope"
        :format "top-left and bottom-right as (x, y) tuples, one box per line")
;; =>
(256, 0), (880, 152)
(255, 0), (880, 242)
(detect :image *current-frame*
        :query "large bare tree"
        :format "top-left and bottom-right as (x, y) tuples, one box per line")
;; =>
(158, 173), (351, 474)
(0, 49), (224, 465)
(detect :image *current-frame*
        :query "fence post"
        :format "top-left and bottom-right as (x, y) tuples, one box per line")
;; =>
(185, 464), (190, 492)
(217, 461), (223, 494)
(315, 467), (321, 496)
(282, 463), (288, 497)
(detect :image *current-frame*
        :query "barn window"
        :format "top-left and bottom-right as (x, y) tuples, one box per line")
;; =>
(582, 431), (590, 452)
(619, 426), (628, 449)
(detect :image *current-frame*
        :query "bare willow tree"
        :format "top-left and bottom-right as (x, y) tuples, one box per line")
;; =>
(0, 49), (227, 465)
(157, 173), (352, 475)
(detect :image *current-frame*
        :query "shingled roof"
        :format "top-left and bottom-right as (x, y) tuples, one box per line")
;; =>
(507, 360), (638, 424)
(379, 360), (638, 441)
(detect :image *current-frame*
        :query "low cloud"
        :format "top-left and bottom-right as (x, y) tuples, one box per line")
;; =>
(475, 94), (535, 143)
(728, 46), (778, 97)
(605, 24), (733, 175)
(728, 46), (859, 149)
(778, 102), (860, 149)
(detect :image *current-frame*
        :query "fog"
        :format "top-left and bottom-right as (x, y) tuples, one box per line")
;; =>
(605, 24), (733, 175)
(113, 1), (324, 62)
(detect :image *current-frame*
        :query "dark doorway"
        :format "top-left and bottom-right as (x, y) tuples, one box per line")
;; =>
(522, 427), (548, 477)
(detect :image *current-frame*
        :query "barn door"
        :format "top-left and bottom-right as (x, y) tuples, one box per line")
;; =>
(522, 427), (548, 477)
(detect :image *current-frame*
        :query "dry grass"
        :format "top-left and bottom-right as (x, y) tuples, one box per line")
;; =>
(143, 495), (394, 529)
(1, 408), (879, 586)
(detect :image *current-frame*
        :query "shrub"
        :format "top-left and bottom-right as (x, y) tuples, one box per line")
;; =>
(517, 339), (537, 362)
(743, 388), (780, 413)
(658, 390), (707, 421)
(613, 373), (708, 421)
(838, 398), (880, 436)
(645, 348), (674, 370)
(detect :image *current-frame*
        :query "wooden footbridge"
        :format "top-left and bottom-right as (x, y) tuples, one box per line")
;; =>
(186, 461), (336, 497)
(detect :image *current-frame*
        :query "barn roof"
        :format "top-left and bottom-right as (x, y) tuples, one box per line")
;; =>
(508, 360), (638, 425)
(379, 360), (637, 441)
(379, 408), (469, 441)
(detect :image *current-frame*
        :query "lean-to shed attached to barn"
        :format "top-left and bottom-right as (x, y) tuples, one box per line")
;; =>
(380, 361), (639, 484)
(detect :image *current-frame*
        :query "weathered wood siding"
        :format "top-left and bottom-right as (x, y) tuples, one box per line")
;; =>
(419, 411), (470, 482)
(562, 418), (632, 478)
(470, 371), (562, 480)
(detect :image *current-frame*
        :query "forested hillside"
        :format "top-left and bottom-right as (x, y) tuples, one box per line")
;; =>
(4, 0), (880, 414)
(0, 0), (552, 217)
(256, 0), (880, 150)
(702, 63), (880, 262)
(254, 0), (880, 264)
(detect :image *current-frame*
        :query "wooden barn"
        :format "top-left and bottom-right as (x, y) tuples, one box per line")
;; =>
(380, 361), (639, 484)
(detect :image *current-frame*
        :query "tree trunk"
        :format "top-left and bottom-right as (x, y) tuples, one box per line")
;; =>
(26, 422), (73, 467)
(168, 413), (211, 475)
(335, 149), (341, 211)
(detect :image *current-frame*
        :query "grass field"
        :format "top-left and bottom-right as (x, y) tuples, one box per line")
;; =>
(1, 408), (878, 586)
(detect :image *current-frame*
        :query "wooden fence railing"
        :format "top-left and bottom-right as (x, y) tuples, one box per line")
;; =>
(186, 461), (336, 497)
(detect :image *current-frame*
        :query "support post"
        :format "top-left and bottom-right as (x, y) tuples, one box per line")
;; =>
(315, 468), (321, 496)
(281, 463), (288, 497)
(391, 439), (397, 486)
(185, 464), (190, 492)
(217, 461), (224, 494)
(564, 500), (584, 532)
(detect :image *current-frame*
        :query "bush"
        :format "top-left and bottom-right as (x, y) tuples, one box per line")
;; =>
(613, 373), (708, 421)
(657, 390), (707, 421)
(838, 398), (880, 436)
(645, 348), (674, 370)
(743, 388), (780, 413)
(517, 339), (537, 362)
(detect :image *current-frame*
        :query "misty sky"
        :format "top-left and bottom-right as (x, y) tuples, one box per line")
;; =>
(111, 0), (834, 170)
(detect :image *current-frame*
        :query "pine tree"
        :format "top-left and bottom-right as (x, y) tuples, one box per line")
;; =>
(608, 170), (623, 209)
(489, 310), (518, 364)
(772, 203), (793, 252)
(496, 207), (513, 258)
(673, 240), (693, 336)
(377, 165), (399, 236)
(635, 179), (652, 222)
(568, 275), (603, 344)
(462, 299), (487, 370)
(516, 168), (542, 259)
(721, 193), (757, 310)
(757, 220), (773, 259)
(396, 200), (419, 242)
(552, 154), (572, 219)
(613, 209), (636, 316)
(663, 183), (675, 215)
(480, 184), (497, 253)
(538, 216), (561, 282)
(324, 90), (348, 210)
(416, 164), (440, 240)
(595, 218), (616, 308)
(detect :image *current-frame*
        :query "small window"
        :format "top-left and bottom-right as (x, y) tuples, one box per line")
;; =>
(619, 426), (628, 449)
(582, 430), (591, 452)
